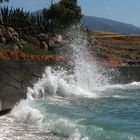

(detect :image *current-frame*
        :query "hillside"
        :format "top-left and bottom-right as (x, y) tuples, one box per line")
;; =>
(81, 16), (140, 34)
(91, 31), (140, 66)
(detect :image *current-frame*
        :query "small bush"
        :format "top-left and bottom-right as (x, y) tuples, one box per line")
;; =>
(22, 43), (48, 55)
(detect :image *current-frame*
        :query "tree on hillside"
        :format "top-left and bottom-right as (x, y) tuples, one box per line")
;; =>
(43, 0), (82, 31)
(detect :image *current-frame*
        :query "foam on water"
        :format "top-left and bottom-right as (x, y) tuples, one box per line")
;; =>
(10, 99), (43, 124)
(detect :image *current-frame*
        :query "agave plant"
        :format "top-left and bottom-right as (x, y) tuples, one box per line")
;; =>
(28, 14), (37, 35)
(0, 7), (49, 35)
(9, 8), (30, 35)
(0, 6), (12, 26)
(36, 14), (47, 33)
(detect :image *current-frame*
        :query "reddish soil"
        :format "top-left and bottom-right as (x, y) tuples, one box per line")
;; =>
(0, 51), (68, 62)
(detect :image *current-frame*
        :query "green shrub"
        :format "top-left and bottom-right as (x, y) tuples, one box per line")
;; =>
(22, 43), (48, 55)
(43, 0), (82, 31)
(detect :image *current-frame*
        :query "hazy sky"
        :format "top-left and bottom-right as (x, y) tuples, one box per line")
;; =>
(2, 0), (140, 27)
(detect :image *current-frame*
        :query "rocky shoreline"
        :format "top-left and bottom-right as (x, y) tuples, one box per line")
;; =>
(0, 25), (64, 53)
(0, 26), (140, 114)
(0, 58), (140, 114)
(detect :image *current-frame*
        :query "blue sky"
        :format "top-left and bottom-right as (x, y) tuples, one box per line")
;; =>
(1, 0), (140, 27)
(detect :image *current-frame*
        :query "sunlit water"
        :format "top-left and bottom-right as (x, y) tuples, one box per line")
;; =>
(0, 25), (140, 140)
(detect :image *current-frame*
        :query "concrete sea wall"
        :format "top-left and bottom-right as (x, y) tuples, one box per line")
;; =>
(0, 59), (64, 114)
(0, 59), (140, 114)
(112, 66), (140, 84)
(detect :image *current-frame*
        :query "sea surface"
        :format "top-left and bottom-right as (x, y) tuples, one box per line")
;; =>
(0, 25), (140, 140)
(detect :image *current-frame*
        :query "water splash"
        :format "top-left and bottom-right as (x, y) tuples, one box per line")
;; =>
(68, 25), (109, 90)
(26, 25), (109, 100)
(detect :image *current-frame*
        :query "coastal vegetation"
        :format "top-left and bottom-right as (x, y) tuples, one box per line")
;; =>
(0, 0), (82, 56)
(0, 0), (82, 35)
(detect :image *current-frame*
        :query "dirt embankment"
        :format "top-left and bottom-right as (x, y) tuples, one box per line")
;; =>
(0, 51), (68, 62)
(91, 31), (140, 66)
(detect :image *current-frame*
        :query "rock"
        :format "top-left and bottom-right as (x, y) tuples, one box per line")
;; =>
(48, 39), (56, 47)
(11, 44), (19, 51)
(52, 36), (58, 43)
(1, 26), (6, 36)
(6, 31), (12, 40)
(1, 37), (6, 44)
(52, 34), (63, 44)
(57, 35), (63, 43)
(7, 27), (16, 33)
(3, 31), (12, 43)
(7, 27), (19, 38)
(24, 35), (40, 46)
(12, 36), (20, 44)
(0, 28), (3, 37)
(19, 39), (26, 45)
(40, 41), (48, 51)
(18, 45), (23, 50)
(12, 32), (19, 39)
(37, 33), (49, 42)
(0, 29), (3, 44)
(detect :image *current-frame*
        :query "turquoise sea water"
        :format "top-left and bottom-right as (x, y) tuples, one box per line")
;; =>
(0, 68), (139, 140)
(30, 83), (140, 140)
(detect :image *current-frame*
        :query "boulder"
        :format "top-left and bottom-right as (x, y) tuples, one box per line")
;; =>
(1, 37), (6, 44)
(7, 30), (13, 38)
(18, 45), (23, 50)
(5, 31), (13, 41)
(48, 39), (56, 47)
(11, 44), (19, 51)
(52, 36), (58, 43)
(0, 29), (3, 43)
(24, 35), (40, 46)
(57, 35), (63, 43)
(12, 32), (19, 39)
(52, 34), (63, 44)
(19, 39), (26, 45)
(11, 36), (20, 44)
(7, 27), (19, 39)
(37, 33), (49, 42)
(1, 26), (6, 36)
(7, 27), (16, 33)
(0, 28), (3, 37)
(40, 41), (48, 51)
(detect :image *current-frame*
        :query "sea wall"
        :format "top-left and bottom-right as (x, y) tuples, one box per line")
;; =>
(109, 66), (140, 84)
(102, 65), (140, 85)
(0, 58), (140, 114)
(0, 59), (64, 114)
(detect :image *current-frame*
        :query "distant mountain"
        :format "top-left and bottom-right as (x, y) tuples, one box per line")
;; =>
(32, 10), (140, 34)
(81, 16), (140, 34)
